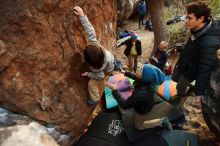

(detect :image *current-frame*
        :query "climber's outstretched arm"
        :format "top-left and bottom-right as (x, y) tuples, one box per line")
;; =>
(74, 6), (97, 42)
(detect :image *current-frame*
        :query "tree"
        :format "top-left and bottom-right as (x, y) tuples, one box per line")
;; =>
(146, 0), (169, 56)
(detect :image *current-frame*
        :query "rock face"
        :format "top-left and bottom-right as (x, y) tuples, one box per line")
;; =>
(117, 0), (140, 23)
(0, 122), (60, 146)
(0, 0), (117, 144)
(202, 58), (220, 137)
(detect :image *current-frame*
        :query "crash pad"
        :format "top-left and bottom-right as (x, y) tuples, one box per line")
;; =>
(162, 130), (199, 146)
(120, 95), (185, 142)
(154, 75), (177, 100)
(76, 113), (130, 146)
(104, 73), (134, 109)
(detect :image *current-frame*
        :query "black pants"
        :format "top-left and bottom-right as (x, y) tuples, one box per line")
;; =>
(139, 14), (145, 27)
(172, 67), (192, 98)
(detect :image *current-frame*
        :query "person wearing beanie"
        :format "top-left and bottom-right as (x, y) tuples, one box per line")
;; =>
(105, 64), (172, 130)
(117, 32), (142, 73)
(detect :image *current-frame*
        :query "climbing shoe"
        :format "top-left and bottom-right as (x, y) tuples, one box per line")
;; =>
(161, 117), (173, 130)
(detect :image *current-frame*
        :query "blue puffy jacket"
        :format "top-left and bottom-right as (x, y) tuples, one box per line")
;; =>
(137, 2), (147, 15)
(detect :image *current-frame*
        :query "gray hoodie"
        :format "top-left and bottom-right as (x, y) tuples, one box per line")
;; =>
(80, 16), (114, 80)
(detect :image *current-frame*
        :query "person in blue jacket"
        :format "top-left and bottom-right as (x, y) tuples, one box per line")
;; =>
(137, 0), (147, 28)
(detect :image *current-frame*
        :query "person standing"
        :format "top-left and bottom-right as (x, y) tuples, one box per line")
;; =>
(137, 0), (147, 28)
(117, 32), (142, 72)
(172, 2), (220, 103)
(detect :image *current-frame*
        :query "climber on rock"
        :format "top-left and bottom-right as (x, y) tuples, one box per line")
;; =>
(74, 6), (115, 105)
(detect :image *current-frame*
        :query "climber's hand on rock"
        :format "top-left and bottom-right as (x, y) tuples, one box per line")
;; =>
(73, 6), (85, 16)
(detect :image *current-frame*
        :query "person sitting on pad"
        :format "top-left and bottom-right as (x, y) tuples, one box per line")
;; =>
(105, 64), (172, 130)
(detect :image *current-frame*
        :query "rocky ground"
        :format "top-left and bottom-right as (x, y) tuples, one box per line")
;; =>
(183, 97), (219, 146)
(116, 19), (220, 146)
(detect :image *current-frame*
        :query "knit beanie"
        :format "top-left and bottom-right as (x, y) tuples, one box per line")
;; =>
(130, 32), (137, 40)
(141, 64), (165, 85)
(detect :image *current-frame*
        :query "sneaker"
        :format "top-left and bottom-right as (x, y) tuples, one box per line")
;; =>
(161, 117), (172, 130)
(87, 98), (96, 105)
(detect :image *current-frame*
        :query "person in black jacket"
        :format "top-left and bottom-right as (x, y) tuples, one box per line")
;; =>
(172, 2), (220, 104)
(105, 64), (172, 130)
(150, 41), (169, 72)
(117, 32), (142, 73)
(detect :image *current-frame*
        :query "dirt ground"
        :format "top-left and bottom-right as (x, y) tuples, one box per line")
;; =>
(116, 19), (220, 146)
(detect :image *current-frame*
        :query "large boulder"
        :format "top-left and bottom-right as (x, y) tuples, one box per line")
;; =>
(0, 0), (117, 145)
(0, 122), (60, 146)
(202, 58), (220, 137)
(117, 0), (140, 23)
